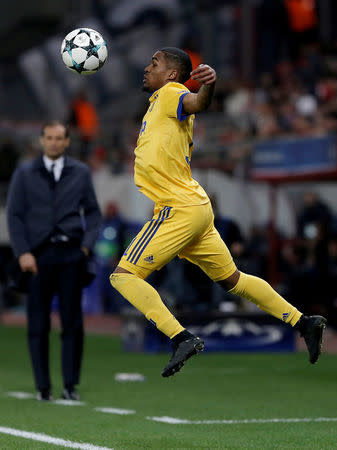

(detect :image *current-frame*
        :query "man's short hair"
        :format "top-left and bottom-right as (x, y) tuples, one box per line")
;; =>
(160, 47), (192, 84)
(41, 120), (70, 138)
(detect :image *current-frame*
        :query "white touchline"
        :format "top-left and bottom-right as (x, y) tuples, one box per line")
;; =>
(147, 416), (337, 425)
(95, 407), (136, 415)
(0, 426), (113, 450)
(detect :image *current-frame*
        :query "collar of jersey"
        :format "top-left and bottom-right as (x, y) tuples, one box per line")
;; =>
(149, 82), (187, 102)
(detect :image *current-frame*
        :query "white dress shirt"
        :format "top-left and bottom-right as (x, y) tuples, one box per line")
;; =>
(43, 155), (64, 182)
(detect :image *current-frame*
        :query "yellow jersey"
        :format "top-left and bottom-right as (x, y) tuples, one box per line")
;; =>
(134, 82), (209, 206)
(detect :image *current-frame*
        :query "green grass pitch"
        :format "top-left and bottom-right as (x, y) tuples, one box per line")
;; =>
(0, 325), (336, 449)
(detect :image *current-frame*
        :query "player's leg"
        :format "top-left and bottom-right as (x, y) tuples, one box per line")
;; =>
(111, 266), (204, 377)
(219, 270), (302, 326)
(219, 271), (326, 364)
(110, 205), (207, 376)
(111, 266), (184, 338)
(180, 202), (326, 363)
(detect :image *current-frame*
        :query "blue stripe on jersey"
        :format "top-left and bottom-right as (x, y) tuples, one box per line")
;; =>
(127, 207), (168, 264)
(177, 92), (190, 121)
(126, 219), (155, 262)
(123, 237), (136, 256)
(133, 207), (171, 264)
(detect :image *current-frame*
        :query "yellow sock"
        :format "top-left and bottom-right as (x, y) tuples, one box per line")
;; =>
(229, 272), (302, 326)
(110, 273), (184, 338)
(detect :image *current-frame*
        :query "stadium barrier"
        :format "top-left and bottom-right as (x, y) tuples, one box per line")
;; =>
(251, 135), (337, 182)
(121, 308), (295, 353)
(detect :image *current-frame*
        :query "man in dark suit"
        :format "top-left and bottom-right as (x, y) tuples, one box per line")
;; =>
(7, 120), (101, 401)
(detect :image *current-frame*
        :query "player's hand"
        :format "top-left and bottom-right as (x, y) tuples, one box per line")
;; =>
(19, 252), (38, 275)
(190, 64), (216, 85)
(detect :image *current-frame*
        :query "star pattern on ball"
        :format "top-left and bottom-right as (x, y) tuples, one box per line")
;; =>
(72, 61), (86, 74)
(83, 43), (101, 58)
(64, 37), (78, 53)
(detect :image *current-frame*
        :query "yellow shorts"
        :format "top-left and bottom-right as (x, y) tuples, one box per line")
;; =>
(118, 202), (237, 281)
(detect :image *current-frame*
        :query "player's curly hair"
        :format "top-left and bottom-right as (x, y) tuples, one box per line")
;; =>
(160, 47), (192, 84)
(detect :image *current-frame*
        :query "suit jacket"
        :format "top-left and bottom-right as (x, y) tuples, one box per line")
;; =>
(7, 154), (102, 258)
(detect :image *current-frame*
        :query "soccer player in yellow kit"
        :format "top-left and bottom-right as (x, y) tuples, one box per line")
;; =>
(110, 47), (326, 377)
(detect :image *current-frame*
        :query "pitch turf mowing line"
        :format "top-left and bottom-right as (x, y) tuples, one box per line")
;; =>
(0, 426), (113, 450)
(147, 416), (337, 424)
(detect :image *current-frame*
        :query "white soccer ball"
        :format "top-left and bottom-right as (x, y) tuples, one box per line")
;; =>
(61, 28), (108, 75)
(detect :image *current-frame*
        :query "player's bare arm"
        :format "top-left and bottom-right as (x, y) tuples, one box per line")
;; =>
(182, 64), (216, 114)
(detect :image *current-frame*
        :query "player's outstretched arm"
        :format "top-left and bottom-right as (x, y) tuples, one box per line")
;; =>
(182, 64), (216, 114)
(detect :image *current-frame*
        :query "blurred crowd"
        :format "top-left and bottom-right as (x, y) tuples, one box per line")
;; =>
(210, 43), (337, 155)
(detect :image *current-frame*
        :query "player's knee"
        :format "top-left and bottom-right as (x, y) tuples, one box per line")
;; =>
(109, 273), (120, 289)
(109, 270), (137, 290)
(110, 266), (132, 285)
(218, 269), (241, 291)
